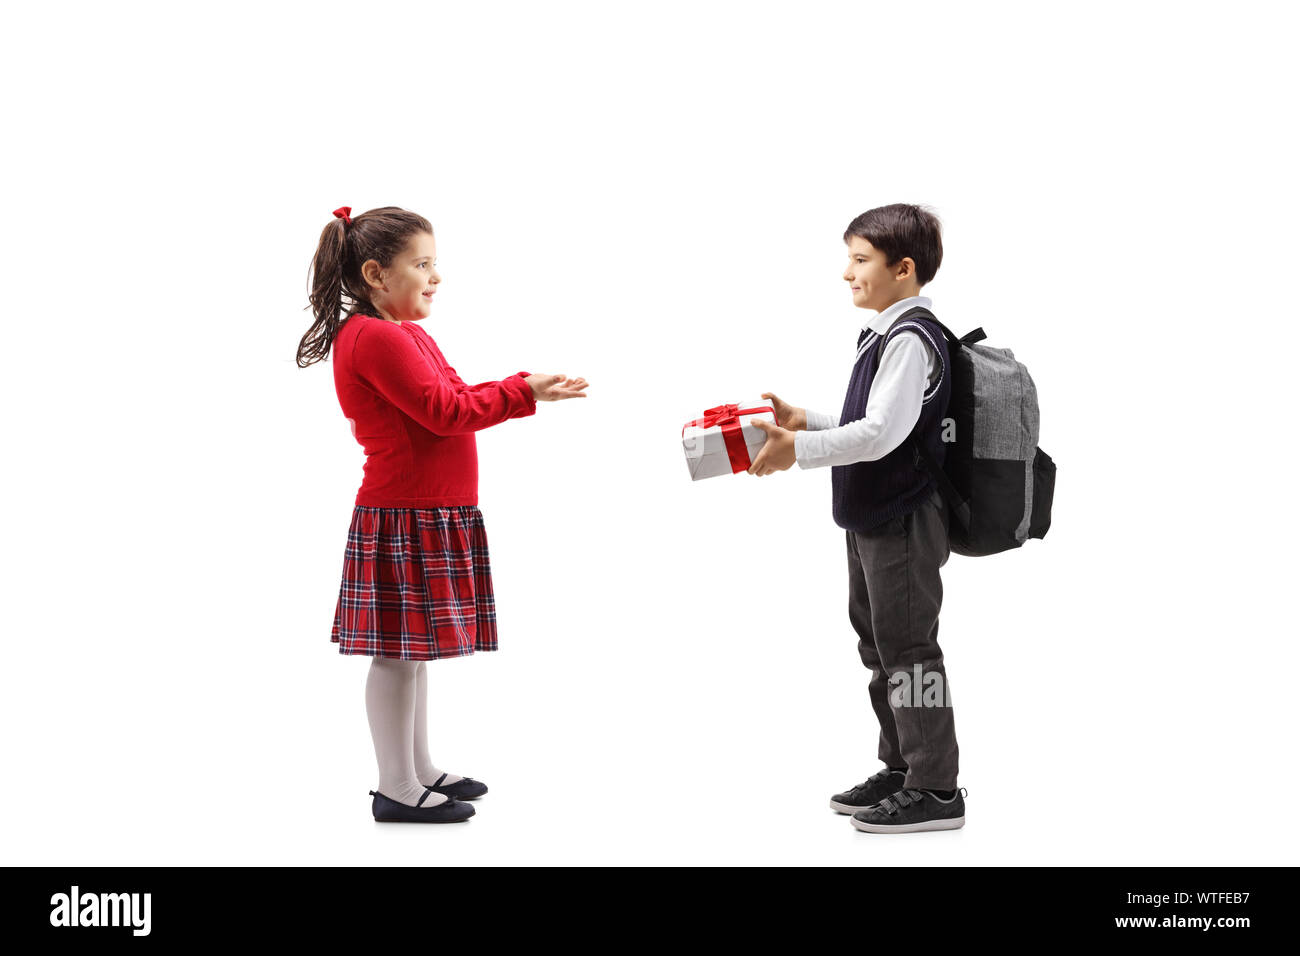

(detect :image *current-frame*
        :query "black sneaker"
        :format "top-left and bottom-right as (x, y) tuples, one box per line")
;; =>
(850, 787), (966, 833)
(829, 768), (908, 814)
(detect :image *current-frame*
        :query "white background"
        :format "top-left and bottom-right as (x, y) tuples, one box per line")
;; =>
(3, 0), (1297, 866)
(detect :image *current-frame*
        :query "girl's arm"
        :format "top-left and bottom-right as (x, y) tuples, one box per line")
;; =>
(437, 347), (536, 400)
(446, 367), (537, 396)
(351, 322), (536, 436)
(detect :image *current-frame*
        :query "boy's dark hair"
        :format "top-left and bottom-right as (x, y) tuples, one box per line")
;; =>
(843, 204), (943, 287)
(298, 206), (432, 368)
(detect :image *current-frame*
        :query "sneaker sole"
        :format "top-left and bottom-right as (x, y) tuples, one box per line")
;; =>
(850, 815), (965, 834)
(830, 799), (871, 815)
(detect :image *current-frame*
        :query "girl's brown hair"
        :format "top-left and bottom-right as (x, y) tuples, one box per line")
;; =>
(297, 206), (433, 368)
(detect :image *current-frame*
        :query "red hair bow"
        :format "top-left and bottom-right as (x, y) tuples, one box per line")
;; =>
(333, 206), (352, 225)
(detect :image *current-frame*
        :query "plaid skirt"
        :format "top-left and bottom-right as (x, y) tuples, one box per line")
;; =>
(331, 505), (499, 661)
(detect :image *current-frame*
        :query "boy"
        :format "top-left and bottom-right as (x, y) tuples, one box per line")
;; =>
(747, 203), (964, 833)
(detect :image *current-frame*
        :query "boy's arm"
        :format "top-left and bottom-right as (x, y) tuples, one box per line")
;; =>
(794, 334), (936, 469)
(804, 408), (840, 430)
(351, 321), (536, 436)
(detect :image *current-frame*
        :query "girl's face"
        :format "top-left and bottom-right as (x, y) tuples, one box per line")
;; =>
(365, 231), (441, 322)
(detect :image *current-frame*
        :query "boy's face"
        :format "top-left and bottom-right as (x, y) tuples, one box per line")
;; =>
(843, 235), (917, 312)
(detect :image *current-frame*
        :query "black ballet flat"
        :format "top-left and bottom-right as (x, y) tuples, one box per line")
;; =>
(369, 788), (476, 823)
(426, 773), (489, 801)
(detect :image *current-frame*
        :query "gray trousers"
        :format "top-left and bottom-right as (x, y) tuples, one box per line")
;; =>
(846, 485), (959, 790)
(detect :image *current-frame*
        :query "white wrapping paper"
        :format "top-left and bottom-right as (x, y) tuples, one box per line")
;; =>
(681, 400), (777, 481)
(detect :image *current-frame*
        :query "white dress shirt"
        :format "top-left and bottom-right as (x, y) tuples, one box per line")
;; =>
(794, 295), (942, 469)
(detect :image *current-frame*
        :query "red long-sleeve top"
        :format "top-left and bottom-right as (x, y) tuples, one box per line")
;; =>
(332, 314), (536, 507)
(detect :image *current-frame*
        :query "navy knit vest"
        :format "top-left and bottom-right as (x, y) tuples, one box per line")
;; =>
(831, 309), (952, 532)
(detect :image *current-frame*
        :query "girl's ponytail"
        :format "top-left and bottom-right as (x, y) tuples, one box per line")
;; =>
(297, 205), (432, 368)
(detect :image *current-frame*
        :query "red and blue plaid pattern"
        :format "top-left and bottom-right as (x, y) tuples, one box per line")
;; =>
(331, 505), (499, 660)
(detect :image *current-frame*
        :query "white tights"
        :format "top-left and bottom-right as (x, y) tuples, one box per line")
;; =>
(365, 657), (464, 807)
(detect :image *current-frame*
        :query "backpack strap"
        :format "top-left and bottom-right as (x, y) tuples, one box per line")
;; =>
(881, 310), (947, 406)
(913, 439), (972, 534)
(889, 306), (981, 534)
(887, 306), (986, 355)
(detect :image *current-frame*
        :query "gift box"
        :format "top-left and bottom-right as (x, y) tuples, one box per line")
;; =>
(681, 400), (777, 480)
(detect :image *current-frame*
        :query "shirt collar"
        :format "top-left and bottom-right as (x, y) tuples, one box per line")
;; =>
(861, 295), (933, 335)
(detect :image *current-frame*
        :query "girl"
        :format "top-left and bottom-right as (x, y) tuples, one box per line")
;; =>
(299, 205), (587, 823)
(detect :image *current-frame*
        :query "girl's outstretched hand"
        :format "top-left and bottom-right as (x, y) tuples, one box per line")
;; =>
(761, 392), (806, 430)
(526, 373), (589, 401)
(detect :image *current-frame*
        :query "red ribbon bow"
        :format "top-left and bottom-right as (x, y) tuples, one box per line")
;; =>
(682, 402), (776, 474)
(333, 206), (352, 225)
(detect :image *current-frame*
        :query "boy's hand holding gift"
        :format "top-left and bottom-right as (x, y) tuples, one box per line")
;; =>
(747, 418), (797, 476)
(746, 391), (802, 477)
(760, 391), (807, 431)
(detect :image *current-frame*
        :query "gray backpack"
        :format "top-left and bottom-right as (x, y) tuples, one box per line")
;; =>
(901, 307), (1056, 557)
